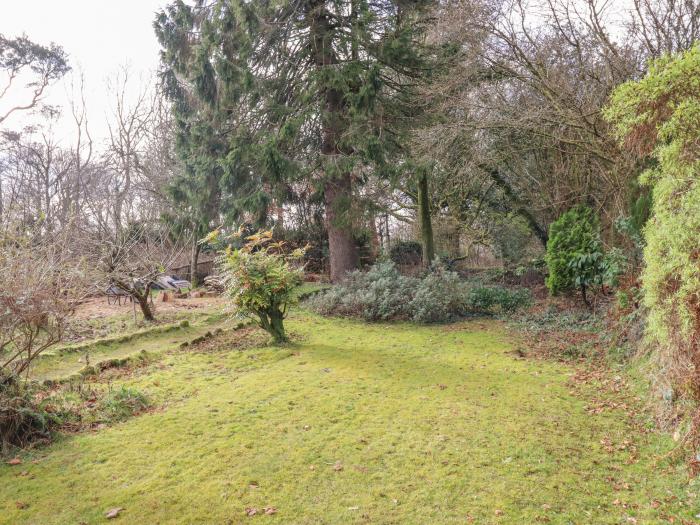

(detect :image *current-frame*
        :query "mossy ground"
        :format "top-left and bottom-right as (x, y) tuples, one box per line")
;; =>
(29, 314), (226, 382)
(1, 313), (697, 524)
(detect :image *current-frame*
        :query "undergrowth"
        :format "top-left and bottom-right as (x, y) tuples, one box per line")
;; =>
(308, 261), (530, 323)
(0, 379), (59, 455)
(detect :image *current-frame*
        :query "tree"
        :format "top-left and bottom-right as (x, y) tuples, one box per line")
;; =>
(155, 0), (433, 282)
(0, 126), (72, 231)
(416, 167), (434, 266)
(0, 223), (90, 452)
(218, 230), (305, 343)
(412, 0), (700, 252)
(100, 225), (186, 322)
(0, 224), (89, 384)
(161, 116), (224, 287)
(0, 35), (69, 125)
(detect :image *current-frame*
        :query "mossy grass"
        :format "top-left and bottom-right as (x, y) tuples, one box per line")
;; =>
(1, 313), (696, 523)
(54, 319), (190, 355)
(28, 316), (233, 382)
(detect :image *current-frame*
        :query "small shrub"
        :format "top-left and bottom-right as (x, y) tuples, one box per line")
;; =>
(308, 262), (416, 321)
(409, 263), (469, 323)
(0, 379), (59, 455)
(466, 286), (531, 315)
(546, 205), (600, 296)
(389, 240), (422, 266)
(217, 229), (305, 343)
(0, 225), (90, 453)
(309, 262), (529, 323)
(98, 387), (149, 423)
(546, 205), (625, 305)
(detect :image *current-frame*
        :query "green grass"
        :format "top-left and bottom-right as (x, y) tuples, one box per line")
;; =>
(1, 313), (697, 524)
(65, 297), (218, 343)
(28, 314), (229, 382)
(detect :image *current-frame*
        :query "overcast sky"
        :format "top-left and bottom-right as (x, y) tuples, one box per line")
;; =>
(2, 0), (171, 145)
(2, 0), (636, 148)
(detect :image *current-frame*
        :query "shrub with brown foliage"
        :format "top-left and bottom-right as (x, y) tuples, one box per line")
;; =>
(0, 226), (90, 453)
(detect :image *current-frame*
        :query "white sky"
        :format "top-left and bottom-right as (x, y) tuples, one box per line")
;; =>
(2, 0), (171, 146)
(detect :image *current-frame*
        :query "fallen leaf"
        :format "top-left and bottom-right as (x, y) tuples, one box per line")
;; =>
(495, 509), (504, 516)
(7, 458), (22, 466)
(264, 506), (277, 515)
(105, 507), (124, 519)
(245, 507), (258, 517)
(333, 461), (343, 472)
(15, 501), (28, 510)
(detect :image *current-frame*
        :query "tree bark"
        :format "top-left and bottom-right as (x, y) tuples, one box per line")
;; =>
(417, 170), (435, 267)
(309, 0), (359, 282)
(189, 239), (201, 288)
(257, 309), (287, 344)
(136, 293), (155, 322)
(369, 215), (380, 260)
(325, 174), (358, 281)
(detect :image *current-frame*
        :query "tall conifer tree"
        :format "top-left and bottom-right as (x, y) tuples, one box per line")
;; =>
(156, 0), (431, 281)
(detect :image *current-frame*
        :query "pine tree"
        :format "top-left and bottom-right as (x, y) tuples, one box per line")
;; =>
(155, 0), (432, 282)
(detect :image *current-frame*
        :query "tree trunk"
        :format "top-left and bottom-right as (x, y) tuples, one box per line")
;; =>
(309, 0), (359, 283)
(136, 289), (155, 322)
(189, 240), (201, 288)
(269, 310), (287, 344)
(273, 200), (284, 237)
(369, 215), (380, 260)
(325, 174), (358, 282)
(258, 309), (288, 344)
(581, 284), (591, 310)
(417, 170), (435, 267)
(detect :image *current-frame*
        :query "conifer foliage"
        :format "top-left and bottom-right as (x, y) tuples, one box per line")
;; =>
(155, 0), (432, 281)
(607, 45), (700, 412)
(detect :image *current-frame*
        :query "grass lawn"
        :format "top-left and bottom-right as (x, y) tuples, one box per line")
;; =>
(1, 312), (696, 524)
(29, 314), (227, 382)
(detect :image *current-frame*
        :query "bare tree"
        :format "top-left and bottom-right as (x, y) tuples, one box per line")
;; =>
(629, 0), (700, 56)
(100, 225), (187, 322)
(413, 0), (697, 250)
(0, 223), (90, 385)
(0, 126), (74, 231)
(104, 68), (156, 233)
(0, 34), (69, 125)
